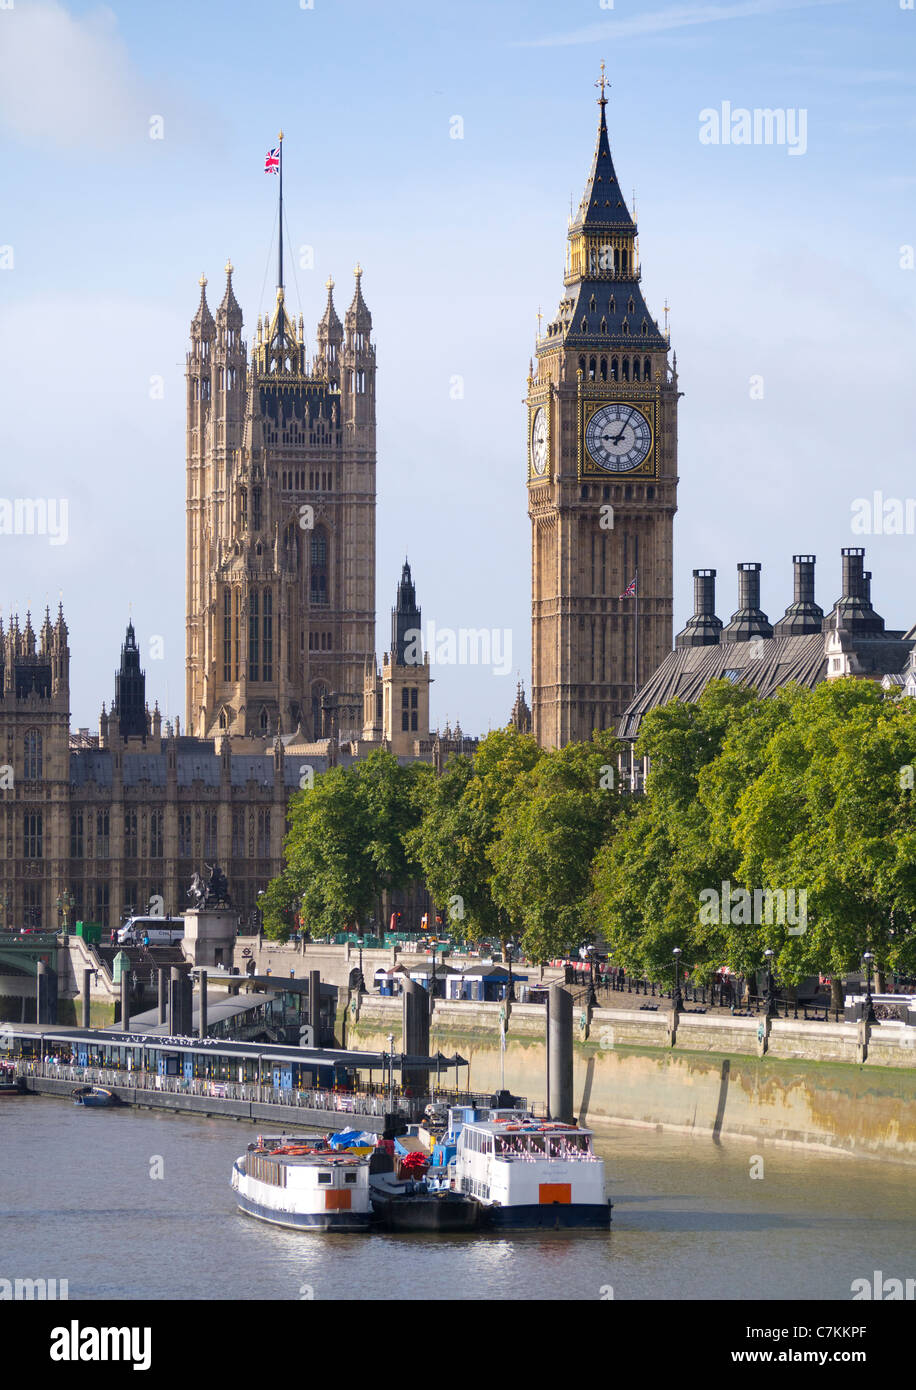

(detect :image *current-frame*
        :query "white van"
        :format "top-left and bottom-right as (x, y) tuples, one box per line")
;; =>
(115, 916), (186, 947)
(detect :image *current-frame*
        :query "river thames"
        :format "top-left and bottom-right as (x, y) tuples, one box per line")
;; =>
(2, 1097), (913, 1301)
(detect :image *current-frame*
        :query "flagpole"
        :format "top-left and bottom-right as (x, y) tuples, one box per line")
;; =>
(277, 129), (284, 292)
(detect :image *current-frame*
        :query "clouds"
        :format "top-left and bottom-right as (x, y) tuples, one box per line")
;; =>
(0, 1), (148, 149)
(518, 0), (851, 49)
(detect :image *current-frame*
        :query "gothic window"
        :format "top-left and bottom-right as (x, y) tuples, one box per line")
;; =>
(609, 296), (616, 314)
(24, 812), (42, 859)
(641, 320), (649, 336)
(600, 357), (607, 380)
(232, 809), (245, 857)
(150, 810), (163, 859)
(96, 810), (110, 858)
(647, 486), (655, 499)
(23, 883), (42, 929)
(240, 488), (247, 527)
(70, 810), (83, 858)
(611, 356), (619, 381)
(248, 590), (260, 682)
(233, 590), (241, 678)
(644, 357), (651, 380)
(589, 294), (596, 313)
(178, 813), (192, 858)
(223, 590), (232, 682)
(621, 250), (629, 274)
(622, 320), (629, 336)
(622, 358), (630, 382)
(23, 728), (42, 780)
(310, 527), (329, 608)
(613, 247), (620, 273)
(204, 810), (217, 858)
(125, 810), (138, 858)
(257, 809), (271, 858)
(218, 708), (227, 730)
(632, 358), (640, 382)
(600, 317), (607, 335)
(259, 707), (269, 733)
(262, 589), (273, 683)
(628, 298), (635, 315)
(95, 883), (110, 919)
(588, 356), (596, 381)
(578, 355), (586, 375)
(580, 318), (587, 332)
(252, 488), (262, 531)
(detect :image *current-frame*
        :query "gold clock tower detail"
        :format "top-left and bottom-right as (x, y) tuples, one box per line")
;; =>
(527, 70), (680, 748)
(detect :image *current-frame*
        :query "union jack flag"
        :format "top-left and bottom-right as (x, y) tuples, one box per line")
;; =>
(264, 147), (280, 174)
(619, 576), (638, 599)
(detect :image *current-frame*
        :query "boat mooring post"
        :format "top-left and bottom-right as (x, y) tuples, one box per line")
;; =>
(308, 969), (321, 1042)
(82, 968), (92, 1030)
(199, 968), (208, 1039)
(547, 983), (573, 1123)
(120, 968), (131, 1032)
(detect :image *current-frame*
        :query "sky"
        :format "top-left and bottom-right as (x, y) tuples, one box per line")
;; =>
(0, 0), (914, 736)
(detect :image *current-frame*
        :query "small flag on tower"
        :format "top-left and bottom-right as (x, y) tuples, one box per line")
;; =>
(619, 576), (638, 599)
(264, 147), (280, 174)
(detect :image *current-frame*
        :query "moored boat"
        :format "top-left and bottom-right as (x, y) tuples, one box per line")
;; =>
(368, 1169), (479, 1232)
(73, 1085), (121, 1108)
(455, 1114), (611, 1230)
(232, 1135), (371, 1232)
(0, 1062), (25, 1096)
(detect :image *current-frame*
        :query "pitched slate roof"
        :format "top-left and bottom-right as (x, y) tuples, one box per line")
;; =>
(617, 629), (914, 742)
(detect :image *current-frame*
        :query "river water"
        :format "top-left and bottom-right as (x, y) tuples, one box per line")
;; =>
(1, 1096), (913, 1301)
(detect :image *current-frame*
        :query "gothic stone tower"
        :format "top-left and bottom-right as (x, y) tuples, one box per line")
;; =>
(186, 253), (376, 740)
(527, 74), (680, 748)
(363, 560), (432, 757)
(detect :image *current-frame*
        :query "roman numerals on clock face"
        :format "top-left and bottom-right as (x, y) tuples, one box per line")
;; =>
(585, 403), (652, 473)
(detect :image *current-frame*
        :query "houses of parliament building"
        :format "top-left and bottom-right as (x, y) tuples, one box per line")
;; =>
(2, 84), (669, 931)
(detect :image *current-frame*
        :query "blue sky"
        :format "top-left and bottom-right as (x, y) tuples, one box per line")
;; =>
(0, 0), (914, 734)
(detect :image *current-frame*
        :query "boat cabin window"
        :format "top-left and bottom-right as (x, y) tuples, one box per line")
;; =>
(318, 1172), (332, 1184)
(344, 1172), (357, 1184)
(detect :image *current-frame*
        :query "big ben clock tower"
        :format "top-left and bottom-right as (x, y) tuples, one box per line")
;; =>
(528, 69), (679, 748)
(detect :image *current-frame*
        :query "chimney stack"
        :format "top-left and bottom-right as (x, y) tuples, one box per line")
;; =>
(824, 547), (884, 635)
(675, 569), (723, 648)
(721, 563), (773, 645)
(774, 555), (824, 637)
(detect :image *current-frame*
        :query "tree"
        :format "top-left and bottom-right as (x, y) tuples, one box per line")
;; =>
(267, 751), (430, 941)
(490, 730), (623, 961)
(406, 728), (543, 949)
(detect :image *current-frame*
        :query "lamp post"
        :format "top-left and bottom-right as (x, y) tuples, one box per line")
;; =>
(387, 1031), (395, 1112)
(862, 951), (877, 1024)
(763, 948), (777, 1018)
(672, 947), (683, 1014)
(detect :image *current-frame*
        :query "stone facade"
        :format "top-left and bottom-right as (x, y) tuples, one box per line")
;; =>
(186, 261), (376, 742)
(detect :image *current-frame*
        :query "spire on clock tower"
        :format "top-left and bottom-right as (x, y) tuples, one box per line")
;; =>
(571, 63), (636, 235)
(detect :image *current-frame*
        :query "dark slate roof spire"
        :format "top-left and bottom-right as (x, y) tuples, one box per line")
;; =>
(392, 559), (421, 667)
(570, 64), (636, 234)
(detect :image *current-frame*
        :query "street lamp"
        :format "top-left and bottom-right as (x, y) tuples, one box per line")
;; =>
(862, 951), (877, 1025)
(763, 948), (777, 1018)
(672, 947), (683, 1013)
(56, 890), (76, 937)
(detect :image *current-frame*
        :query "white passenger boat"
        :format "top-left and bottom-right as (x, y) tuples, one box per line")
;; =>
(454, 1114), (611, 1229)
(231, 1135), (371, 1232)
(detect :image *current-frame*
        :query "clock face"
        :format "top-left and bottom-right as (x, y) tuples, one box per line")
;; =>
(585, 403), (652, 473)
(531, 407), (548, 476)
